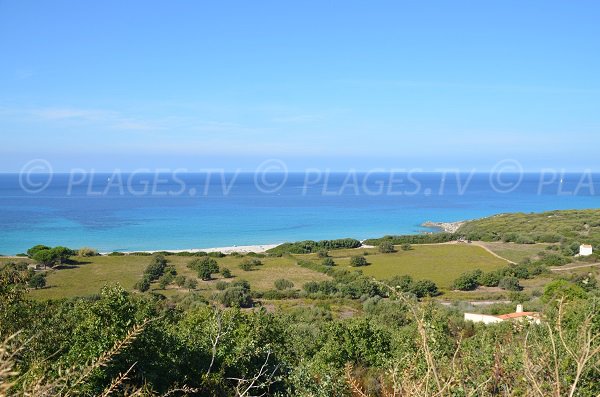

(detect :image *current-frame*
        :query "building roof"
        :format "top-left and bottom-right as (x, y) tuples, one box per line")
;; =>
(581, 244), (593, 248)
(495, 312), (538, 320)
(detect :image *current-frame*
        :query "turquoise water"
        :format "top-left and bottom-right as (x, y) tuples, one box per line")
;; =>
(1, 172), (599, 254)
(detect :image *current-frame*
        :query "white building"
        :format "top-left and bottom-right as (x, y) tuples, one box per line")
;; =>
(579, 244), (593, 256)
(464, 305), (541, 325)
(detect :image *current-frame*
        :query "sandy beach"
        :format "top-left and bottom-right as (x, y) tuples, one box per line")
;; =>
(111, 244), (281, 255)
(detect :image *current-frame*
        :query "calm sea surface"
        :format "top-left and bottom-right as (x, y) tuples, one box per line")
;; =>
(0, 172), (599, 254)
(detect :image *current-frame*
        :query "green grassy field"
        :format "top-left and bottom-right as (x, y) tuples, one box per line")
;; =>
(13, 242), (515, 299)
(476, 241), (549, 263)
(27, 254), (331, 300)
(307, 244), (509, 289)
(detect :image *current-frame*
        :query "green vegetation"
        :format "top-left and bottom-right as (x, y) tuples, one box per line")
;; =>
(2, 261), (598, 395)
(266, 238), (361, 254)
(458, 209), (600, 247)
(378, 241), (395, 253)
(274, 278), (294, 290)
(188, 256), (219, 280)
(349, 255), (368, 267)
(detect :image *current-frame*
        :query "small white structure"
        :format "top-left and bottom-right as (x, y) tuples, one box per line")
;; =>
(579, 244), (593, 257)
(464, 305), (540, 325)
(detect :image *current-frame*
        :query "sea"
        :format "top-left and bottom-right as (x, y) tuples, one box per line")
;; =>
(1, 171), (599, 255)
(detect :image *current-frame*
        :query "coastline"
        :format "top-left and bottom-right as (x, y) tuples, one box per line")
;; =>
(421, 220), (465, 233)
(107, 243), (282, 255)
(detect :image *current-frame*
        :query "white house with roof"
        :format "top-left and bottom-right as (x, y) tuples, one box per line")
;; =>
(579, 244), (593, 256)
(464, 305), (541, 325)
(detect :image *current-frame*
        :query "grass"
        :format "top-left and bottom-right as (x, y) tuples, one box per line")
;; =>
(28, 254), (330, 300)
(20, 243), (541, 299)
(476, 241), (549, 263)
(310, 244), (509, 289)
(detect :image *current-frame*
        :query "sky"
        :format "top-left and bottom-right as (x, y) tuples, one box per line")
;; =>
(1, 0), (599, 172)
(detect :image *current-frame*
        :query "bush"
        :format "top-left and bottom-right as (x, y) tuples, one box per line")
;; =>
(274, 279), (294, 290)
(158, 273), (174, 289)
(78, 247), (98, 257)
(410, 280), (439, 298)
(350, 256), (368, 267)
(303, 281), (320, 293)
(498, 276), (521, 291)
(239, 258), (261, 271)
(317, 250), (329, 258)
(321, 257), (335, 267)
(378, 241), (395, 253)
(221, 268), (232, 278)
(387, 275), (414, 292)
(184, 278), (198, 291)
(215, 281), (228, 291)
(451, 270), (482, 291)
(401, 243), (412, 251)
(217, 287), (253, 308)
(28, 272), (46, 289)
(174, 275), (187, 287)
(208, 251), (225, 258)
(107, 251), (125, 256)
(478, 271), (501, 287)
(231, 279), (251, 292)
(135, 276), (151, 292)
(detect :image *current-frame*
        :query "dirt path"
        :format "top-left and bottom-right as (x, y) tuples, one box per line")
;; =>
(550, 262), (600, 272)
(467, 241), (516, 264)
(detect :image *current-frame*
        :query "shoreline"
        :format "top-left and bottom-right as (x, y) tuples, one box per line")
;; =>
(421, 220), (465, 233)
(105, 243), (282, 255)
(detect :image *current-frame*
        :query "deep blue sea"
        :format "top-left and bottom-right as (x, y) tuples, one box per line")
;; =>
(1, 172), (599, 255)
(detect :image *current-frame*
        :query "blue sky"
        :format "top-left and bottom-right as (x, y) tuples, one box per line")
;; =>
(1, 1), (599, 171)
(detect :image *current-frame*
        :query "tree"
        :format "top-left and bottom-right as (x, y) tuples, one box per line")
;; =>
(498, 276), (521, 291)
(322, 257), (335, 267)
(28, 273), (46, 289)
(221, 268), (232, 278)
(185, 277), (198, 291)
(378, 241), (395, 253)
(144, 254), (168, 281)
(27, 244), (50, 258)
(349, 256), (368, 267)
(32, 249), (59, 269)
(50, 246), (75, 264)
(134, 276), (150, 292)
(274, 279), (294, 290)
(188, 257), (219, 280)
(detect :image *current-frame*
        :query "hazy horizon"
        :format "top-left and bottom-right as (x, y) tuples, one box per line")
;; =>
(1, 1), (600, 172)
